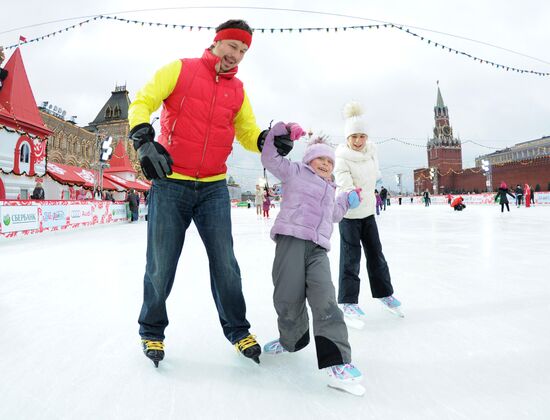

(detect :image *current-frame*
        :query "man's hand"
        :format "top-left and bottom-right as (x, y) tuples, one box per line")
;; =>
(129, 123), (173, 180)
(257, 121), (305, 156)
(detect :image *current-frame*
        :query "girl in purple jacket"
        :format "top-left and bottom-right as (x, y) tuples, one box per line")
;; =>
(261, 122), (365, 396)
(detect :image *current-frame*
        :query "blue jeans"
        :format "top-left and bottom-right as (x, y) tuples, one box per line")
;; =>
(138, 178), (251, 344)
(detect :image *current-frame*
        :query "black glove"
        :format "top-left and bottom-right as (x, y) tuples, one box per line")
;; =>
(129, 123), (173, 180)
(256, 129), (294, 156)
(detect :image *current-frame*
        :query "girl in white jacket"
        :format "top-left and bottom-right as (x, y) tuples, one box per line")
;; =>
(334, 102), (403, 326)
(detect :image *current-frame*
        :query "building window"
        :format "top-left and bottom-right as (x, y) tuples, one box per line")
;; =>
(113, 105), (121, 118)
(105, 106), (112, 119)
(19, 143), (30, 163)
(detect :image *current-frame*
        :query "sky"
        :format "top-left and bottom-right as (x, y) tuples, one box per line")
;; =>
(1, 204), (549, 419)
(1, 0), (549, 192)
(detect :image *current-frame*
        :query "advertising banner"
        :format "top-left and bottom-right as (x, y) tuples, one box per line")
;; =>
(41, 205), (68, 229)
(535, 191), (550, 204)
(110, 204), (128, 220)
(0, 205), (39, 233)
(69, 204), (93, 224)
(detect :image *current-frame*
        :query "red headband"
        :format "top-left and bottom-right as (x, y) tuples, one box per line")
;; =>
(214, 28), (252, 48)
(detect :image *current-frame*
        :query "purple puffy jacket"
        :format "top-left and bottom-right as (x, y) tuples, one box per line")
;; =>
(261, 122), (349, 251)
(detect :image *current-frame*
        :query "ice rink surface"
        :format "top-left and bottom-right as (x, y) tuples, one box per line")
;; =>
(1, 204), (549, 420)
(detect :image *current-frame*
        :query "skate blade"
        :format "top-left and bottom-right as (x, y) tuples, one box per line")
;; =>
(328, 382), (366, 397)
(381, 303), (405, 318)
(344, 316), (365, 330)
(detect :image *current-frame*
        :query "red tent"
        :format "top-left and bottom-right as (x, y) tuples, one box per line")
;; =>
(0, 48), (51, 138)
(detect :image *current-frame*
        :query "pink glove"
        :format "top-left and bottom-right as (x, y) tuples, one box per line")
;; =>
(286, 123), (306, 141)
(354, 187), (362, 202)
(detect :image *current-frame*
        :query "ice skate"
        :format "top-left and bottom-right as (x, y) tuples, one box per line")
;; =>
(341, 303), (366, 329)
(141, 339), (164, 368)
(235, 335), (261, 364)
(326, 363), (365, 397)
(263, 339), (288, 355)
(378, 295), (404, 318)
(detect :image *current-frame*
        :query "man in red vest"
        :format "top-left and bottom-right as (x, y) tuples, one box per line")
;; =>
(129, 19), (295, 367)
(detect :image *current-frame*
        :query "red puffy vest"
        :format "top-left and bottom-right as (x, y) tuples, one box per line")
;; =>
(157, 49), (244, 178)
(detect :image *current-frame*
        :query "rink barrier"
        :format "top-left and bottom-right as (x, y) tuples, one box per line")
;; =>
(398, 192), (548, 205)
(0, 200), (147, 239)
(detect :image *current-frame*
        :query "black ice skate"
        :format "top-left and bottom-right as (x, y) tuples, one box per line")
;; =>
(234, 335), (261, 364)
(141, 339), (165, 367)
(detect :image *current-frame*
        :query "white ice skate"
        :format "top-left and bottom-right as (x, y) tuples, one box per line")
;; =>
(378, 295), (404, 318)
(263, 339), (288, 355)
(326, 363), (365, 397)
(341, 303), (366, 330)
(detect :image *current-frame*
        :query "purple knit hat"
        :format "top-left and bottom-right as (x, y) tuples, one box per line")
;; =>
(302, 137), (335, 165)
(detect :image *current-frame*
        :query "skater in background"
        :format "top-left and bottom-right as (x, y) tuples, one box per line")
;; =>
(524, 184), (531, 208)
(261, 122), (365, 394)
(451, 196), (466, 211)
(335, 102), (403, 327)
(514, 184), (523, 207)
(128, 19), (297, 367)
(255, 185), (264, 216)
(380, 186), (388, 211)
(262, 188), (272, 218)
(495, 182), (515, 213)
(374, 189), (382, 215)
(127, 189), (140, 222)
(447, 193), (452, 204)
(423, 189), (431, 207)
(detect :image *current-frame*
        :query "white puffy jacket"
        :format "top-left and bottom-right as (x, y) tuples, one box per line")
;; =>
(334, 142), (380, 219)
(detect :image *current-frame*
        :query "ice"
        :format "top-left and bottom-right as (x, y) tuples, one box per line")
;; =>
(1, 204), (549, 419)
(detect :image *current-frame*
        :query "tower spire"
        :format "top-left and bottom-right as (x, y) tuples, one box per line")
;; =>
(436, 81), (445, 108)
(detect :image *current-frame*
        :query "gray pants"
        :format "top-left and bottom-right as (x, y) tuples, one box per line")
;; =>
(272, 235), (351, 369)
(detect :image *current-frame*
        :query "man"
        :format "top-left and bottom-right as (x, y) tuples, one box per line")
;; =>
(128, 19), (294, 367)
(127, 189), (140, 222)
(380, 186), (388, 211)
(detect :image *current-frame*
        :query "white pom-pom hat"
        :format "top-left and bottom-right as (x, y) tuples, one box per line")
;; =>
(343, 101), (368, 139)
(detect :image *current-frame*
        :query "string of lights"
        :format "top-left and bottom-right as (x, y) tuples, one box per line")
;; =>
(4, 14), (549, 76)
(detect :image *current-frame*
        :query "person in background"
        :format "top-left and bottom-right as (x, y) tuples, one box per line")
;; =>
(0, 46), (8, 91)
(255, 186), (264, 217)
(127, 189), (140, 222)
(104, 190), (115, 202)
(30, 181), (45, 200)
(423, 189), (431, 207)
(374, 189), (382, 215)
(335, 101), (403, 327)
(128, 19), (296, 367)
(514, 184), (523, 207)
(379, 186), (388, 211)
(262, 188), (272, 218)
(261, 122), (365, 395)
(495, 182), (515, 213)
(524, 184), (531, 208)
(451, 196), (466, 211)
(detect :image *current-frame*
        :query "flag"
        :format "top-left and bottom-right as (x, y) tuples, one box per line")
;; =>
(19, 35), (27, 42)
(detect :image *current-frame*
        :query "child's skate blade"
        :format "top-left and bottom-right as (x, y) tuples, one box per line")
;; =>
(328, 381), (366, 397)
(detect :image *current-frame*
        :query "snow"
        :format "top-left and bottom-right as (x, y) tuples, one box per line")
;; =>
(1, 204), (549, 419)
